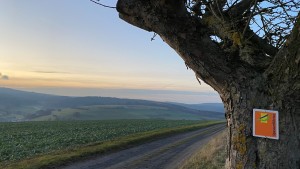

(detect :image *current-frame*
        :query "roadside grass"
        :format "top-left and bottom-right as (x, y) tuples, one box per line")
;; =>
(1, 120), (224, 169)
(180, 130), (226, 169)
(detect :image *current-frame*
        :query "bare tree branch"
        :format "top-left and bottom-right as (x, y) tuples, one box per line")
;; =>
(227, 0), (255, 18)
(242, 0), (258, 37)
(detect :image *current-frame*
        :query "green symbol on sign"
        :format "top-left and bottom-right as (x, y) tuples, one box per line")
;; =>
(259, 113), (269, 123)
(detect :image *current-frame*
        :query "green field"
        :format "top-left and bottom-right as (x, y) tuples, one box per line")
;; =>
(0, 120), (219, 167)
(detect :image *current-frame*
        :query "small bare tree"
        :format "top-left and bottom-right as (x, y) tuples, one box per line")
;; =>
(94, 0), (300, 168)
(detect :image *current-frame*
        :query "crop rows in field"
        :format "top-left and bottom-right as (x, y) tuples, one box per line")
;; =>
(0, 120), (203, 163)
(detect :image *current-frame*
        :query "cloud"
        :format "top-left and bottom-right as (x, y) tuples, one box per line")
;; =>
(32, 70), (71, 74)
(1, 74), (9, 80)
(2, 75), (9, 80)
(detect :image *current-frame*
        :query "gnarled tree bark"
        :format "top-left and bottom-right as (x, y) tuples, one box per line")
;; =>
(115, 0), (300, 168)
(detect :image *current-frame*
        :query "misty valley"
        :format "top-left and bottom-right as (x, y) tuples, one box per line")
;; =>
(0, 87), (224, 122)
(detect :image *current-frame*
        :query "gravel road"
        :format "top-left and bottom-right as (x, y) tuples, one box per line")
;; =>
(61, 123), (225, 169)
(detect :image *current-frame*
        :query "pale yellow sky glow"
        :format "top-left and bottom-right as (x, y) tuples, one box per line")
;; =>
(0, 0), (220, 103)
(0, 69), (212, 91)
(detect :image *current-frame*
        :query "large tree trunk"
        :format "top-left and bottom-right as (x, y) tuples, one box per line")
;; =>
(222, 20), (300, 168)
(115, 1), (300, 168)
(223, 77), (300, 168)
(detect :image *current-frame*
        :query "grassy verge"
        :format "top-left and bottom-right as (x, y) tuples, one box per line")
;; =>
(2, 121), (224, 169)
(180, 130), (227, 169)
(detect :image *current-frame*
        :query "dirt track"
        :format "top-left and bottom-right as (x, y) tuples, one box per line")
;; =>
(61, 124), (225, 169)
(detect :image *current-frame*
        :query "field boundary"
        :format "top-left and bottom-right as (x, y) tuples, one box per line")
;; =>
(2, 121), (225, 169)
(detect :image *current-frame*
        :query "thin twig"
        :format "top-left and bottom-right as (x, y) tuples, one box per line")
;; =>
(151, 33), (157, 41)
(209, 3), (223, 22)
(215, 0), (225, 20)
(90, 0), (116, 9)
(242, 0), (258, 38)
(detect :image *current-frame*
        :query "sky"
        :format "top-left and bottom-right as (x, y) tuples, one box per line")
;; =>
(0, 0), (221, 104)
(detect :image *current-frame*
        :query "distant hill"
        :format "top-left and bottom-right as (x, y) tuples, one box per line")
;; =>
(171, 103), (225, 113)
(0, 87), (224, 122)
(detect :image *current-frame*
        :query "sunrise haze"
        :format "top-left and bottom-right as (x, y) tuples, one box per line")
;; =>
(0, 0), (221, 103)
